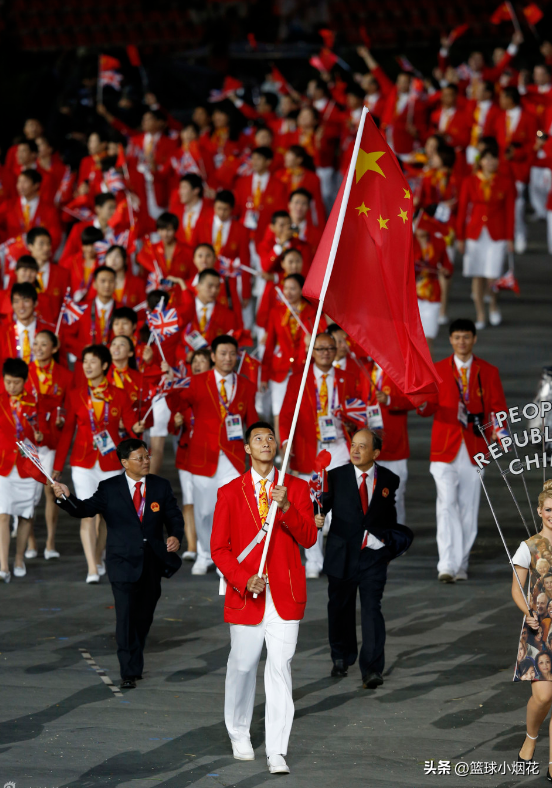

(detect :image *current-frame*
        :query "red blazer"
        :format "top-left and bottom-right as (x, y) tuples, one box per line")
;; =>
(381, 91), (427, 155)
(211, 471), (317, 624)
(0, 318), (52, 364)
(60, 300), (117, 360)
(465, 100), (501, 148)
(178, 293), (237, 351)
(0, 197), (62, 251)
(25, 360), (73, 449)
(38, 262), (70, 314)
(0, 390), (46, 476)
(85, 275), (146, 310)
(429, 107), (471, 151)
(279, 366), (361, 475)
(192, 216), (252, 300)
(365, 367), (415, 461)
(106, 365), (143, 407)
(494, 109), (538, 184)
(261, 300), (322, 383)
(168, 199), (213, 246)
(276, 167), (325, 228)
(234, 174), (288, 246)
(77, 154), (105, 187)
(166, 369), (258, 476)
(257, 229), (312, 275)
(53, 383), (137, 472)
(421, 354), (507, 464)
(136, 239), (193, 281)
(456, 173), (515, 242)
(59, 220), (94, 268)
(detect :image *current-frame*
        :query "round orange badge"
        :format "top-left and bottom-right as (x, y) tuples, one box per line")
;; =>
(111, 408), (119, 417)
(151, 502), (160, 512)
(382, 488), (389, 497)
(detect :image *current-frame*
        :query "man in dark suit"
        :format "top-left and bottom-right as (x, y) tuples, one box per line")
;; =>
(322, 428), (412, 690)
(52, 438), (184, 689)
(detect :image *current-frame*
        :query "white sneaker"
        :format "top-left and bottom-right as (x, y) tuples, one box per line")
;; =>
(0, 570), (11, 583)
(438, 572), (455, 583)
(489, 310), (502, 326)
(455, 569), (469, 581)
(182, 551), (197, 561)
(474, 321), (486, 331)
(86, 573), (100, 584)
(96, 561), (106, 577)
(438, 314), (449, 326)
(305, 563), (321, 579)
(24, 549), (38, 559)
(267, 754), (290, 774)
(44, 549), (60, 560)
(13, 563), (26, 578)
(232, 740), (255, 760)
(191, 558), (214, 576)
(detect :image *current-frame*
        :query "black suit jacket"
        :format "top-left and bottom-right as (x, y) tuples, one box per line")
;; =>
(322, 463), (413, 580)
(56, 473), (184, 582)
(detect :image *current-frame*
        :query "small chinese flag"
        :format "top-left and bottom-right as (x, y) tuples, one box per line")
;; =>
(99, 54), (121, 72)
(448, 23), (470, 43)
(490, 3), (513, 23)
(303, 111), (440, 404)
(126, 45), (142, 68)
(523, 3), (544, 24)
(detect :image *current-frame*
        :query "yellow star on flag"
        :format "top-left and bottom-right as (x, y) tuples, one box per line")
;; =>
(356, 202), (370, 216)
(378, 215), (389, 230)
(403, 188), (411, 199)
(355, 149), (386, 183)
(397, 208), (408, 224)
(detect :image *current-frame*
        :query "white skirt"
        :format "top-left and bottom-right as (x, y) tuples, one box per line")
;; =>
(71, 462), (122, 501)
(33, 446), (56, 506)
(150, 397), (171, 438)
(269, 375), (291, 416)
(418, 300), (441, 340)
(463, 227), (506, 279)
(178, 468), (194, 506)
(0, 464), (37, 518)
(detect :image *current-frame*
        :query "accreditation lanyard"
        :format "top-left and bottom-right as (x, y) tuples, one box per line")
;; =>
(217, 373), (236, 415)
(451, 357), (483, 407)
(87, 390), (109, 437)
(314, 374), (338, 415)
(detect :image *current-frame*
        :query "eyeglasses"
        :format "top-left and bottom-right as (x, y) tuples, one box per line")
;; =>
(128, 454), (151, 463)
(313, 346), (336, 353)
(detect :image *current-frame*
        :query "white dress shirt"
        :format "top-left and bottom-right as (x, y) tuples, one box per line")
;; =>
(183, 199), (203, 229)
(126, 472), (146, 499)
(16, 318), (37, 355)
(313, 364), (338, 409)
(95, 297), (114, 322)
(438, 107), (455, 132)
(37, 261), (50, 290)
(333, 357), (348, 371)
(454, 354), (473, 386)
(252, 171), (270, 196)
(355, 464), (385, 549)
(212, 215), (231, 247)
(506, 106), (522, 134)
(214, 368), (236, 405)
(251, 466), (275, 505)
(20, 196), (39, 221)
(195, 297), (215, 327)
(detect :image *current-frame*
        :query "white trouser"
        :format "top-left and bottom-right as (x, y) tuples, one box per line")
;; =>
(299, 438), (350, 571)
(529, 166), (551, 220)
(514, 180), (526, 249)
(547, 211), (552, 255)
(192, 453), (240, 562)
(430, 441), (482, 575)
(225, 585), (299, 756)
(377, 458), (408, 524)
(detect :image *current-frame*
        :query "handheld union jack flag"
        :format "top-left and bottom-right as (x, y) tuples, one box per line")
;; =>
(146, 269), (172, 293)
(94, 230), (129, 262)
(100, 70), (123, 91)
(218, 256), (241, 278)
(103, 168), (125, 193)
(147, 307), (179, 340)
(308, 472), (322, 506)
(492, 268), (520, 295)
(333, 398), (367, 428)
(62, 293), (88, 325)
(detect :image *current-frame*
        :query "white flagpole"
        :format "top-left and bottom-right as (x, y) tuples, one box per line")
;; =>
(253, 106), (370, 594)
(274, 286), (310, 334)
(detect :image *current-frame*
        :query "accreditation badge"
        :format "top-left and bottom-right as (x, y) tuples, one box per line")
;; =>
(319, 416), (338, 443)
(225, 414), (243, 441)
(93, 430), (117, 455)
(366, 404), (384, 430)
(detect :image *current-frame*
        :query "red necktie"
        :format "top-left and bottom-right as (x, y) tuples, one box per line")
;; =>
(359, 472), (369, 515)
(133, 481), (143, 520)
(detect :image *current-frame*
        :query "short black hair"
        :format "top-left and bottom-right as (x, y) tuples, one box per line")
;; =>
(251, 146), (274, 161)
(15, 255), (38, 271)
(261, 91), (279, 110)
(211, 334), (238, 353)
(271, 210), (290, 224)
(194, 242), (216, 256)
(116, 438), (148, 462)
(283, 273), (305, 289)
(94, 192), (116, 208)
(198, 267), (221, 283)
(93, 264), (116, 280)
(354, 427), (383, 452)
(191, 348), (213, 366)
(156, 212), (179, 231)
(81, 226), (104, 246)
(502, 85), (521, 106)
(82, 343), (112, 370)
(112, 306), (138, 326)
(11, 282), (38, 303)
(143, 107), (165, 122)
(289, 188), (312, 202)
(245, 420), (275, 444)
(105, 245), (127, 265)
(326, 323), (343, 334)
(281, 247), (303, 264)
(35, 329), (59, 350)
(26, 227), (51, 246)
(449, 318), (477, 336)
(214, 189), (235, 208)
(19, 139), (38, 154)
(180, 173), (204, 198)
(19, 168), (42, 186)
(146, 290), (167, 310)
(3, 357), (28, 380)
(436, 144), (456, 169)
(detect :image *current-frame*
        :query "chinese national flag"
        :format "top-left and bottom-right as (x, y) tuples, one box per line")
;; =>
(523, 3), (544, 24)
(490, 3), (513, 23)
(302, 110), (440, 404)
